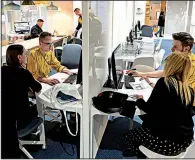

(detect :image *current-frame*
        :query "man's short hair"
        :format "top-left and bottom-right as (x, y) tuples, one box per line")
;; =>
(172, 32), (194, 50)
(74, 8), (80, 12)
(37, 19), (44, 22)
(39, 32), (52, 41)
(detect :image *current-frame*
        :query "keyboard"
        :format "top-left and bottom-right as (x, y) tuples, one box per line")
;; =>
(124, 75), (135, 89)
(63, 74), (77, 84)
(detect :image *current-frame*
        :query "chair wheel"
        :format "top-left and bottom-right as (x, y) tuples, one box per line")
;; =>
(42, 145), (47, 149)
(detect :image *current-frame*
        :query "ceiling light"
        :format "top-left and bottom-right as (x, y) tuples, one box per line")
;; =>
(47, 2), (58, 11)
(21, 0), (35, 5)
(4, 1), (20, 10)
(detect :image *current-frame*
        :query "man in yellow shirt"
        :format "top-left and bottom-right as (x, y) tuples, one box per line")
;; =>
(27, 32), (72, 85)
(127, 32), (195, 105)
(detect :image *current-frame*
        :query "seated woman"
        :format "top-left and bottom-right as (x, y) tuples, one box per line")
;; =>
(123, 53), (195, 158)
(1, 44), (42, 158)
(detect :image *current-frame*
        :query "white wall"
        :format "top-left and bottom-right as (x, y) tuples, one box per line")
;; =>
(134, 1), (146, 27)
(112, 1), (134, 50)
(73, 1), (82, 30)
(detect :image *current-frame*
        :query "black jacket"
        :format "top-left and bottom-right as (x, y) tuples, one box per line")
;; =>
(2, 66), (42, 129)
(136, 77), (195, 142)
(158, 15), (165, 27)
(30, 24), (43, 38)
(1, 66), (42, 158)
(76, 15), (82, 31)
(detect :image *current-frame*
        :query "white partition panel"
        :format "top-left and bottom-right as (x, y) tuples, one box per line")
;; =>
(113, 1), (134, 50)
(164, 1), (188, 36)
(88, 1), (114, 158)
(82, 1), (90, 158)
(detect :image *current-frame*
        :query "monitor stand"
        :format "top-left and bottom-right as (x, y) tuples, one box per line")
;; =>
(103, 58), (115, 88)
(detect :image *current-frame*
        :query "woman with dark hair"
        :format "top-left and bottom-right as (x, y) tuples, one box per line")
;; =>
(155, 11), (165, 37)
(1, 44), (42, 158)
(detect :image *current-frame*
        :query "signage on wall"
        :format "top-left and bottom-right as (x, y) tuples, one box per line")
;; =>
(136, 8), (143, 15)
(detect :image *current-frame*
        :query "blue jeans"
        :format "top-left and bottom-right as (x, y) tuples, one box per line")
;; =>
(155, 26), (163, 36)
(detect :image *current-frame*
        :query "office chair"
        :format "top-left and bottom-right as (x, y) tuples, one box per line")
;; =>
(154, 49), (165, 69)
(18, 117), (45, 159)
(141, 26), (153, 37)
(73, 37), (82, 45)
(54, 36), (68, 61)
(133, 65), (155, 72)
(132, 56), (155, 69)
(61, 44), (82, 69)
(139, 141), (195, 158)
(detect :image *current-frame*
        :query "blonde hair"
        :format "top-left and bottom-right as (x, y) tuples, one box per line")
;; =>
(164, 52), (192, 105)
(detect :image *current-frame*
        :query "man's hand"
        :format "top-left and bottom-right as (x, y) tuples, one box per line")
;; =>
(126, 70), (142, 77)
(41, 78), (60, 86)
(62, 68), (73, 75)
(136, 95), (144, 100)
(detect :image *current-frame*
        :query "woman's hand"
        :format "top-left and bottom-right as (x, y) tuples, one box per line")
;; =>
(140, 76), (151, 84)
(136, 95), (144, 99)
(21, 63), (27, 69)
(140, 76), (155, 88)
(126, 70), (142, 77)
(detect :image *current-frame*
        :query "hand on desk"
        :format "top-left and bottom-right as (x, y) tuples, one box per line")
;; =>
(126, 70), (141, 77)
(135, 95), (144, 100)
(61, 68), (73, 75)
(140, 76), (155, 88)
(42, 78), (60, 86)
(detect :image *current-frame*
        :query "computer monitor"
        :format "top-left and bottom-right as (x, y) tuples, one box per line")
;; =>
(134, 24), (138, 39)
(137, 20), (141, 30)
(111, 44), (123, 89)
(129, 30), (133, 44)
(76, 50), (82, 84)
(14, 22), (30, 34)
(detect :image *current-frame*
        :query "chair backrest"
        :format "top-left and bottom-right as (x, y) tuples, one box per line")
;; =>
(183, 141), (195, 158)
(141, 26), (153, 37)
(73, 37), (82, 45)
(132, 56), (155, 69)
(139, 141), (195, 158)
(134, 65), (155, 72)
(154, 49), (165, 69)
(61, 44), (82, 69)
(141, 25), (150, 30)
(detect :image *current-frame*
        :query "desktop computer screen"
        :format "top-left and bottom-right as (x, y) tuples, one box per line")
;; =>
(14, 22), (30, 33)
(134, 24), (138, 39)
(129, 30), (133, 44)
(76, 50), (82, 84)
(111, 44), (123, 89)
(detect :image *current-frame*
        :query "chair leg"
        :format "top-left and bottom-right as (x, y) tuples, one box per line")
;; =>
(19, 144), (33, 159)
(129, 119), (134, 129)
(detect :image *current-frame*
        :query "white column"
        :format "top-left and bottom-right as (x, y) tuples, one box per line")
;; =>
(82, 1), (90, 158)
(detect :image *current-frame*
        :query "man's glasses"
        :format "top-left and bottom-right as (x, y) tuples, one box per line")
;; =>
(41, 41), (54, 47)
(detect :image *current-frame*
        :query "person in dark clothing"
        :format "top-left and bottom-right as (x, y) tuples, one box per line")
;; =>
(123, 53), (195, 158)
(1, 44), (42, 159)
(30, 19), (44, 39)
(73, 8), (82, 39)
(155, 11), (165, 37)
(89, 8), (102, 45)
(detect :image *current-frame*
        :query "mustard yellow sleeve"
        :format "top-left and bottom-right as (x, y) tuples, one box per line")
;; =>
(27, 52), (40, 80)
(51, 51), (66, 72)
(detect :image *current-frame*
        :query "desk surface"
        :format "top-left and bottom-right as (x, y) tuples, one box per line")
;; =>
(36, 70), (82, 111)
(91, 75), (159, 116)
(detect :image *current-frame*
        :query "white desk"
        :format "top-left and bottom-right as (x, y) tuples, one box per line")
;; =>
(35, 71), (84, 158)
(2, 37), (63, 64)
(90, 76), (158, 158)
